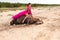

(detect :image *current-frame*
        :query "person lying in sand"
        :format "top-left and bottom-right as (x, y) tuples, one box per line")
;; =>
(10, 3), (43, 25)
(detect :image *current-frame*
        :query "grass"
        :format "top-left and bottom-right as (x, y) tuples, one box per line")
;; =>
(0, 6), (60, 12)
(0, 7), (25, 12)
(7, 14), (12, 16)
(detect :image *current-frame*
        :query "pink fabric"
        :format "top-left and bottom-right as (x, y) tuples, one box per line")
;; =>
(12, 5), (32, 20)
(26, 5), (32, 15)
(12, 10), (27, 20)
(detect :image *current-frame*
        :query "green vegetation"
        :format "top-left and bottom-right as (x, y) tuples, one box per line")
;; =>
(0, 2), (60, 8)
(7, 14), (12, 16)
(0, 2), (26, 8)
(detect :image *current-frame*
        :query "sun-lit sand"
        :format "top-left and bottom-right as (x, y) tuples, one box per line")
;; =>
(0, 6), (60, 40)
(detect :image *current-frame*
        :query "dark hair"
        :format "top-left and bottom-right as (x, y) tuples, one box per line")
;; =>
(27, 3), (31, 6)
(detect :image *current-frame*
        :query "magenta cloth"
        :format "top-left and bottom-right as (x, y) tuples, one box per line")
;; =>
(26, 5), (32, 15)
(12, 10), (27, 20)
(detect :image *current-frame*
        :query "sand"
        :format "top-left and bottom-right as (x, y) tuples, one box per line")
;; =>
(0, 6), (60, 40)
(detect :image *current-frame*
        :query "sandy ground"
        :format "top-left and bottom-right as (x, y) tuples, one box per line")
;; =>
(0, 6), (60, 40)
